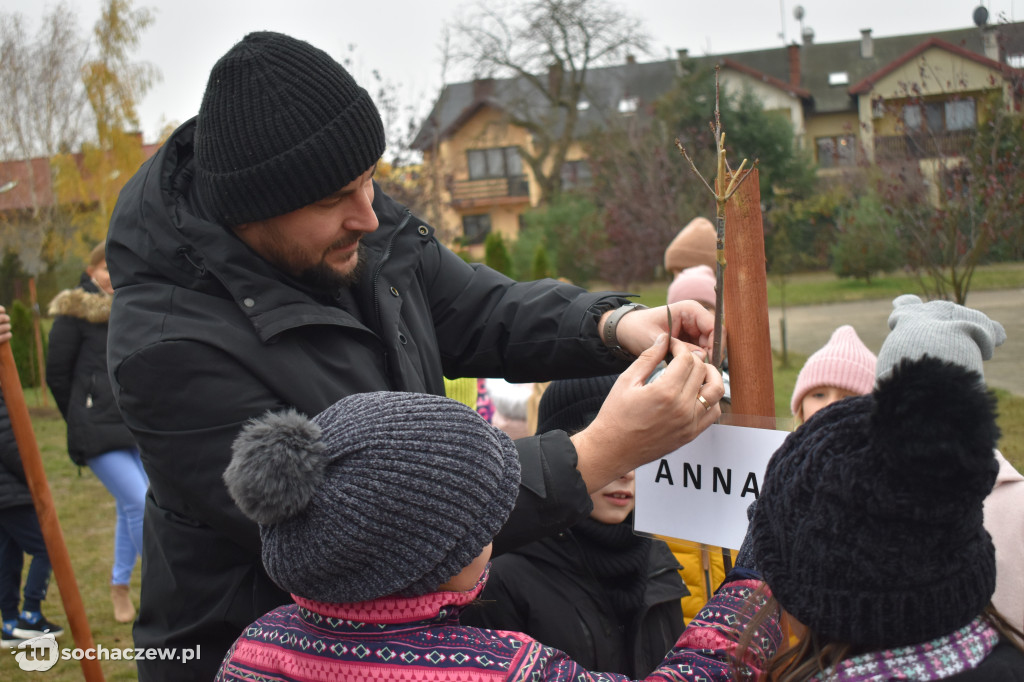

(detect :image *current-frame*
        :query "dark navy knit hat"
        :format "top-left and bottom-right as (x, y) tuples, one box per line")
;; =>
(195, 31), (386, 226)
(752, 356), (1000, 649)
(537, 374), (619, 435)
(224, 392), (520, 603)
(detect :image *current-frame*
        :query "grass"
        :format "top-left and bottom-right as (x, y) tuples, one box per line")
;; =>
(1, 389), (141, 682)
(597, 261), (1024, 309)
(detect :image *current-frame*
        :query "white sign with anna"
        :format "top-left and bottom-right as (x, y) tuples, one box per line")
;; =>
(633, 423), (790, 550)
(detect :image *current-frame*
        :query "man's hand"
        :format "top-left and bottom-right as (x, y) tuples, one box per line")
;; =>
(0, 305), (11, 344)
(571, 333), (724, 492)
(600, 301), (714, 359)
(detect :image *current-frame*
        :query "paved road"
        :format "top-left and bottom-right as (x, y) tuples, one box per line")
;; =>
(767, 287), (1024, 396)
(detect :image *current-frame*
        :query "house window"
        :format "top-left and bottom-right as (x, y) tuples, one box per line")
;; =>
(466, 147), (522, 180)
(903, 99), (976, 133)
(828, 72), (849, 86)
(560, 160), (592, 190)
(816, 135), (856, 168)
(618, 97), (639, 114)
(462, 214), (492, 245)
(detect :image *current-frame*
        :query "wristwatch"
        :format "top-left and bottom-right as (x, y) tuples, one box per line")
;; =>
(602, 303), (648, 360)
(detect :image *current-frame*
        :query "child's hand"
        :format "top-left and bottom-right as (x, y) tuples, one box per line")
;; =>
(0, 305), (11, 344)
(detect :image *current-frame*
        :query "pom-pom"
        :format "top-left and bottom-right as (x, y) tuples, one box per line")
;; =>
(872, 356), (999, 494)
(223, 409), (326, 525)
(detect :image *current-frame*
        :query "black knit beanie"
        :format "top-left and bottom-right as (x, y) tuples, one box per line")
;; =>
(223, 392), (521, 603)
(195, 31), (386, 226)
(537, 374), (619, 435)
(752, 356), (1000, 649)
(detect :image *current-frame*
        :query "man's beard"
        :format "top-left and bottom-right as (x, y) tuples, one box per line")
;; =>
(295, 242), (366, 293)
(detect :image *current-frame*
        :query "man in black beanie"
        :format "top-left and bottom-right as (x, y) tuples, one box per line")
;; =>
(105, 32), (724, 681)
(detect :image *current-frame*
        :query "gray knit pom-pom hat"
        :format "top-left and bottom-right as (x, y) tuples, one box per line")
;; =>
(224, 392), (521, 603)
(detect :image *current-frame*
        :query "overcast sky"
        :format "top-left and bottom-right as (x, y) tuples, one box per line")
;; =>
(5, 0), (1018, 143)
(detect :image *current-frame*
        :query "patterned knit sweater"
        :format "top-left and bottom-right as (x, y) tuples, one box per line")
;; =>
(216, 572), (779, 681)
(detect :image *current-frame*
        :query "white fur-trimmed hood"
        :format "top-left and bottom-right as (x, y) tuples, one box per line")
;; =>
(48, 288), (112, 323)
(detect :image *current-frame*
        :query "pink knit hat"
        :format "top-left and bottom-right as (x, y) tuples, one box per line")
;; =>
(790, 325), (877, 416)
(667, 265), (717, 308)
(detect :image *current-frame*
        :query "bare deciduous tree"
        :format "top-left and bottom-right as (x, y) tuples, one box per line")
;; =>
(0, 3), (90, 274)
(449, 0), (648, 205)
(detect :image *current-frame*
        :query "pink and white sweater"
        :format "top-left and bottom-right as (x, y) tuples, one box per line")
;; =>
(216, 571), (779, 682)
(985, 450), (1024, 632)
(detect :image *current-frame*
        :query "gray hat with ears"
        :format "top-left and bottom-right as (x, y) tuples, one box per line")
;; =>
(876, 294), (1006, 383)
(223, 391), (521, 603)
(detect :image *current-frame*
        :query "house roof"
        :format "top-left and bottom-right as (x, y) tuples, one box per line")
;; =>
(849, 37), (1017, 94)
(711, 22), (1024, 114)
(412, 20), (1024, 146)
(410, 59), (679, 150)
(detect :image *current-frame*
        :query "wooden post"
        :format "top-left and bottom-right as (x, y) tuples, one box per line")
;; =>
(722, 169), (776, 424)
(29, 277), (48, 407)
(0, 342), (104, 681)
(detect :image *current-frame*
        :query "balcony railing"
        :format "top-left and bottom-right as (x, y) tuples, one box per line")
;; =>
(874, 130), (976, 161)
(450, 175), (529, 204)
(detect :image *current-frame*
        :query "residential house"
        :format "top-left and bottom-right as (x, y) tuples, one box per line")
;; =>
(413, 19), (1024, 249)
(0, 137), (161, 222)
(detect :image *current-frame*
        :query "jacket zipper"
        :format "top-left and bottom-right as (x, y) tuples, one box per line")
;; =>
(371, 211), (412, 381)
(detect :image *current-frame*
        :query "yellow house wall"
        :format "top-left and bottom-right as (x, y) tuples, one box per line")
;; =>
(856, 47), (1009, 161)
(426, 106), (537, 245)
(869, 47), (1008, 101)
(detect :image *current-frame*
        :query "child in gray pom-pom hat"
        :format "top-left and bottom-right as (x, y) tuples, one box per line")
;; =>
(216, 391), (783, 682)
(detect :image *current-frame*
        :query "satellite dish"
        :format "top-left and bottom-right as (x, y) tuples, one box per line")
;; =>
(973, 5), (989, 27)
(793, 5), (805, 20)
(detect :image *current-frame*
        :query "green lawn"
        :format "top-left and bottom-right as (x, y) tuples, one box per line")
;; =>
(1, 391), (141, 682)
(599, 261), (1024, 309)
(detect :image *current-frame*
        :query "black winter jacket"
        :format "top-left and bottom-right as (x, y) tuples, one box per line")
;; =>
(46, 275), (136, 465)
(0, 395), (32, 509)
(460, 529), (688, 677)
(106, 119), (631, 681)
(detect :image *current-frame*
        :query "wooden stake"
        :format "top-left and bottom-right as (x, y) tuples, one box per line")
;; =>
(722, 169), (776, 423)
(0, 342), (104, 681)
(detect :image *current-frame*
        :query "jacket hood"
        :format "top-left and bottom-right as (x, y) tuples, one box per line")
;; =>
(48, 280), (112, 323)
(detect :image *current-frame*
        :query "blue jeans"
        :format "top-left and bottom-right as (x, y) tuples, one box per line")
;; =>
(87, 448), (148, 585)
(0, 504), (52, 623)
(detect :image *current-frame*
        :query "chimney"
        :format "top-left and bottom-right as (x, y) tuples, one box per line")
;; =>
(548, 62), (563, 96)
(787, 43), (801, 87)
(983, 26), (1000, 61)
(802, 27), (815, 45)
(860, 29), (873, 59)
(676, 49), (690, 76)
(626, 53), (636, 65)
(472, 77), (494, 101)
